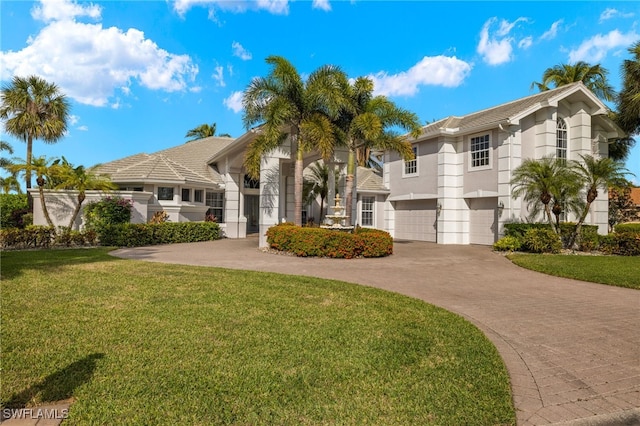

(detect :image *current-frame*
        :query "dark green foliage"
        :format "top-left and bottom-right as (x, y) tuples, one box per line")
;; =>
(504, 222), (598, 250)
(95, 222), (220, 247)
(266, 224), (393, 258)
(493, 236), (523, 252)
(84, 197), (133, 229)
(614, 223), (640, 234)
(522, 228), (562, 254)
(600, 233), (640, 256)
(0, 194), (28, 229)
(0, 226), (98, 249)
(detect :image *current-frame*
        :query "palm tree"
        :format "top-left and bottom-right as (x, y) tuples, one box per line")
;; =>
(54, 163), (117, 229)
(185, 123), (217, 141)
(531, 61), (615, 102)
(0, 176), (22, 194)
(10, 156), (57, 228)
(510, 156), (575, 234)
(336, 77), (421, 225)
(0, 76), (70, 192)
(613, 41), (640, 160)
(0, 140), (14, 170)
(567, 154), (632, 248)
(303, 161), (339, 222)
(242, 56), (349, 226)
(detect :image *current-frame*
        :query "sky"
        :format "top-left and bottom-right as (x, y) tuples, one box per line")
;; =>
(1, 0), (639, 185)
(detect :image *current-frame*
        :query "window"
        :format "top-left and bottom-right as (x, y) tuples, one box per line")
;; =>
(181, 188), (190, 202)
(244, 175), (260, 189)
(194, 189), (204, 203)
(556, 119), (567, 163)
(158, 187), (174, 201)
(404, 146), (418, 176)
(470, 134), (490, 168)
(361, 196), (374, 227)
(206, 192), (224, 222)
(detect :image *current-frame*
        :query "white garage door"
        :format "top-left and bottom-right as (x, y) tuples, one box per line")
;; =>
(394, 200), (437, 242)
(468, 197), (498, 245)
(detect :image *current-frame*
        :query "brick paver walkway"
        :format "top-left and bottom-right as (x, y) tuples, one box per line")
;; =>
(112, 238), (640, 425)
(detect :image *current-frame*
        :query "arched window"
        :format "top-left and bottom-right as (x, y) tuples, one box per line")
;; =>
(556, 119), (567, 163)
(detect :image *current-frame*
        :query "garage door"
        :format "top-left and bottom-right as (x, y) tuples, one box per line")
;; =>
(468, 197), (498, 245)
(394, 200), (437, 242)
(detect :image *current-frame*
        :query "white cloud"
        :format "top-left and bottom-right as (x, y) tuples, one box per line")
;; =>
(232, 41), (252, 61)
(77, 125), (88, 131)
(173, 0), (289, 17)
(227, 64), (234, 77)
(518, 37), (533, 49)
(540, 19), (563, 41)
(368, 56), (472, 97)
(32, 0), (101, 22)
(69, 114), (79, 125)
(599, 8), (635, 23)
(212, 65), (225, 87)
(0, 3), (198, 107)
(569, 30), (640, 63)
(476, 17), (529, 66)
(223, 91), (243, 113)
(312, 0), (331, 12)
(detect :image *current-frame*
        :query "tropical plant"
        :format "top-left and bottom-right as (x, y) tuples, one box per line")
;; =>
(567, 154), (632, 248)
(303, 161), (339, 222)
(616, 41), (640, 137)
(510, 156), (576, 234)
(531, 61), (615, 101)
(185, 123), (217, 141)
(242, 56), (349, 226)
(9, 156), (57, 228)
(0, 176), (22, 194)
(609, 183), (637, 231)
(336, 77), (421, 225)
(53, 163), (117, 230)
(0, 140), (14, 170)
(0, 76), (70, 192)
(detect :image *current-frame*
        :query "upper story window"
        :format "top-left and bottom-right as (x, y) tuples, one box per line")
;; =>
(404, 146), (418, 176)
(470, 134), (490, 168)
(556, 119), (567, 163)
(158, 187), (174, 201)
(244, 175), (260, 189)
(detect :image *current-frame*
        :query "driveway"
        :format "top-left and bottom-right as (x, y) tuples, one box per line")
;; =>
(112, 238), (640, 425)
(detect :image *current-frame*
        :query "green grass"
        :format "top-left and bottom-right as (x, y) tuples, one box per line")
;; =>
(1, 248), (515, 425)
(507, 253), (640, 289)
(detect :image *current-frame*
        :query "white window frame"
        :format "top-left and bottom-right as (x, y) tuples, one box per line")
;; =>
(206, 192), (225, 222)
(360, 196), (375, 227)
(556, 119), (568, 163)
(194, 189), (204, 203)
(469, 133), (491, 170)
(403, 145), (418, 177)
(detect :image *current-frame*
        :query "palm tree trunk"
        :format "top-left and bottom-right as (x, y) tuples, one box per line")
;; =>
(568, 201), (592, 249)
(38, 185), (55, 230)
(26, 135), (34, 211)
(319, 196), (324, 222)
(294, 148), (303, 226)
(68, 192), (86, 230)
(344, 148), (356, 226)
(543, 203), (559, 234)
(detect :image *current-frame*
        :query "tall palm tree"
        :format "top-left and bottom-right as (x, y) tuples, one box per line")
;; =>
(185, 123), (217, 141)
(613, 41), (640, 160)
(10, 156), (57, 228)
(0, 140), (14, 170)
(336, 77), (421, 225)
(531, 61), (615, 102)
(0, 175), (22, 194)
(242, 56), (349, 226)
(0, 76), (70, 192)
(303, 161), (339, 222)
(54, 163), (117, 229)
(510, 156), (575, 234)
(567, 154), (632, 248)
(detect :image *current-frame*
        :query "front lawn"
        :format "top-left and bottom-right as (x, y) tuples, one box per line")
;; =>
(1, 248), (515, 425)
(507, 253), (640, 289)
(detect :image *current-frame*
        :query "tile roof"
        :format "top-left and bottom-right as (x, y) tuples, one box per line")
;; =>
(630, 187), (640, 206)
(95, 136), (236, 186)
(357, 167), (388, 192)
(420, 82), (586, 136)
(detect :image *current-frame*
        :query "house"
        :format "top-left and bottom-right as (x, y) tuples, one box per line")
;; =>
(381, 81), (624, 244)
(32, 82), (624, 247)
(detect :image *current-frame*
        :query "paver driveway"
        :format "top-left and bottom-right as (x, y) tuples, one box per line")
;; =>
(112, 238), (640, 425)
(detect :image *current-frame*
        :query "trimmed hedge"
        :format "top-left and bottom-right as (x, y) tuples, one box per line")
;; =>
(95, 222), (221, 247)
(0, 194), (29, 229)
(266, 224), (393, 258)
(614, 223), (640, 234)
(504, 222), (600, 251)
(600, 233), (640, 256)
(0, 226), (98, 250)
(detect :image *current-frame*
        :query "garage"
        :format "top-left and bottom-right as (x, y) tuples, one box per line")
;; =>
(468, 197), (498, 245)
(393, 199), (437, 242)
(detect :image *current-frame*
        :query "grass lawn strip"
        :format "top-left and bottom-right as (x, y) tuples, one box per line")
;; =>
(507, 253), (640, 289)
(1, 248), (515, 425)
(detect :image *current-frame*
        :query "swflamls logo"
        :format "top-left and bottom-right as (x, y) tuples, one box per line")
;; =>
(2, 408), (69, 420)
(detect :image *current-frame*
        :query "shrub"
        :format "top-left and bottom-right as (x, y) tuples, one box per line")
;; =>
(265, 224), (392, 258)
(614, 223), (640, 234)
(95, 222), (220, 247)
(600, 233), (640, 256)
(84, 197), (133, 230)
(149, 211), (169, 224)
(522, 228), (562, 254)
(504, 222), (599, 250)
(0, 226), (100, 250)
(0, 194), (28, 229)
(493, 236), (522, 252)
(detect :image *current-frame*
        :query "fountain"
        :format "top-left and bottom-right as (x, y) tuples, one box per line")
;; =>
(320, 193), (354, 231)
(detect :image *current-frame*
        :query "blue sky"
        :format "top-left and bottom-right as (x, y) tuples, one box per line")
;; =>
(1, 0), (639, 184)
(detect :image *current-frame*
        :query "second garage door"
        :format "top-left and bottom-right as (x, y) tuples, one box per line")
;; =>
(393, 200), (437, 242)
(468, 197), (498, 245)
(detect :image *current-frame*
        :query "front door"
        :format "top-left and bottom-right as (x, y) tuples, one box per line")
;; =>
(245, 195), (260, 234)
